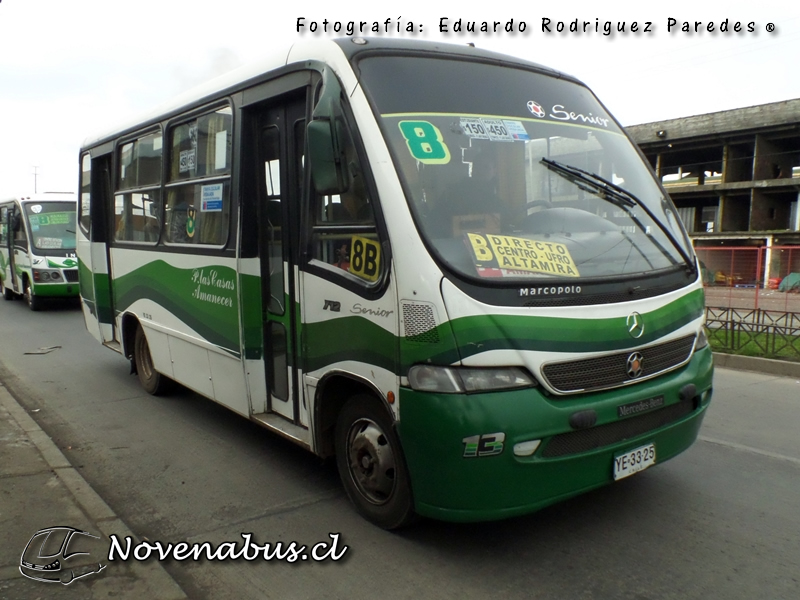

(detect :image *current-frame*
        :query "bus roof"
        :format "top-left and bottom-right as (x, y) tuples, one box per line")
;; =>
(1, 192), (76, 204)
(81, 38), (575, 150)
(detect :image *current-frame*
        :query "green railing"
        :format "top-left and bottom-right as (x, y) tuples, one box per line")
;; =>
(706, 307), (800, 362)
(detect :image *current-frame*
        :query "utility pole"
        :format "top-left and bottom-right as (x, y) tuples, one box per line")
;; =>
(32, 166), (38, 193)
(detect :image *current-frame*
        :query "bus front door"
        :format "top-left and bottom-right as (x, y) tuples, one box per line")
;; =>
(77, 152), (118, 347)
(5, 207), (19, 294)
(0, 205), (19, 296)
(10, 207), (25, 294)
(251, 94), (307, 426)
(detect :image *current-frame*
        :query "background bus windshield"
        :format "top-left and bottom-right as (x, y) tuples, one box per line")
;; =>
(24, 202), (77, 252)
(358, 55), (692, 282)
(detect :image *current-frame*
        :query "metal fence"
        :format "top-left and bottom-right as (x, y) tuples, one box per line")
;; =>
(705, 307), (800, 361)
(696, 246), (800, 360)
(696, 245), (800, 312)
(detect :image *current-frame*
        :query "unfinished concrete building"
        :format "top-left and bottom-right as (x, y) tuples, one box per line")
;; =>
(628, 99), (800, 287)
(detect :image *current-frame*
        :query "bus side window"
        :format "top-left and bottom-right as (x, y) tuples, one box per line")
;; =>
(115, 131), (162, 244)
(261, 125), (284, 315)
(165, 106), (232, 246)
(14, 210), (27, 250)
(0, 206), (7, 245)
(114, 192), (161, 243)
(79, 153), (91, 236)
(308, 124), (379, 280)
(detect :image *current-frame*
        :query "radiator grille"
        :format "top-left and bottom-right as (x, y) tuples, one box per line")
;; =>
(542, 334), (696, 394)
(542, 397), (695, 458)
(63, 269), (79, 283)
(402, 303), (440, 344)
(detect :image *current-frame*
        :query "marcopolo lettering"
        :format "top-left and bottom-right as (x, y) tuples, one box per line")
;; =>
(519, 285), (582, 297)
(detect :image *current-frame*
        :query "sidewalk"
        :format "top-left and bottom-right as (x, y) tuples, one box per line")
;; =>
(712, 352), (800, 378)
(0, 383), (186, 600)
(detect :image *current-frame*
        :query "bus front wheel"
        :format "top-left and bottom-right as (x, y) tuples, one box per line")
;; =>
(335, 394), (416, 530)
(134, 326), (170, 395)
(23, 279), (41, 311)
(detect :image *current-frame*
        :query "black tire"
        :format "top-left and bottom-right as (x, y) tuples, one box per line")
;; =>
(2, 283), (14, 301)
(335, 394), (416, 529)
(133, 325), (171, 395)
(23, 279), (41, 311)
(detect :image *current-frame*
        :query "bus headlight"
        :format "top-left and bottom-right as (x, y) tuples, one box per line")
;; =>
(32, 269), (62, 282)
(694, 327), (709, 351)
(408, 365), (536, 394)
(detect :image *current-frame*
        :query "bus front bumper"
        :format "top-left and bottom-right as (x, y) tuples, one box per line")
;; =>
(397, 347), (713, 523)
(32, 282), (80, 298)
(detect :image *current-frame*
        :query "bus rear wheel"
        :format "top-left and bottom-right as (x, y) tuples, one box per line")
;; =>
(23, 279), (41, 311)
(133, 325), (170, 395)
(335, 394), (416, 530)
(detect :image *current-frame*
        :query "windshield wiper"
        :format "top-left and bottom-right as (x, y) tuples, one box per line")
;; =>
(540, 158), (696, 274)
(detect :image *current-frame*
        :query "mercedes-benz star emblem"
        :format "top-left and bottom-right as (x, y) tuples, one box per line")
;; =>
(626, 352), (644, 378)
(626, 312), (645, 338)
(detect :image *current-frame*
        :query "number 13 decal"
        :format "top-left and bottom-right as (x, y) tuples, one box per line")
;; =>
(463, 433), (505, 457)
(398, 120), (451, 164)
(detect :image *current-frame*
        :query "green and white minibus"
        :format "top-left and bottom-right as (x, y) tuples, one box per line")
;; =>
(1, 193), (79, 311)
(77, 38), (713, 529)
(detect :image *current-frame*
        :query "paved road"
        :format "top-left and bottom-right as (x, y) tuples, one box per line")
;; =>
(1, 297), (799, 600)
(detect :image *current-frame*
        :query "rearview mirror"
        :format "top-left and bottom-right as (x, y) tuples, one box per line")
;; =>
(308, 68), (351, 196)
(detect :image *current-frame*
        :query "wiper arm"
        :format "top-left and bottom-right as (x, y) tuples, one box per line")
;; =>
(540, 158), (696, 274)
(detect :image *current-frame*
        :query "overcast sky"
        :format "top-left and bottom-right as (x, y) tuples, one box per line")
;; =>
(1, 0), (798, 196)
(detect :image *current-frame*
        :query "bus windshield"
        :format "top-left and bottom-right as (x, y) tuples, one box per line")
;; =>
(24, 202), (77, 251)
(358, 55), (692, 283)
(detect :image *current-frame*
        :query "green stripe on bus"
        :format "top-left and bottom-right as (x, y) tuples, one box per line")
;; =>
(303, 316), (398, 374)
(449, 289), (704, 358)
(304, 289), (704, 376)
(112, 260), (240, 353)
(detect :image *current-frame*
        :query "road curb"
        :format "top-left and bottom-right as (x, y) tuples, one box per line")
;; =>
(712, 352), (800, 378)
(0, 383), (187, 599)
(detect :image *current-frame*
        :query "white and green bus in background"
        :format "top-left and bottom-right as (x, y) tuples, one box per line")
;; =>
(0, 193), (79, 311)
(77, 38), (713, 529)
